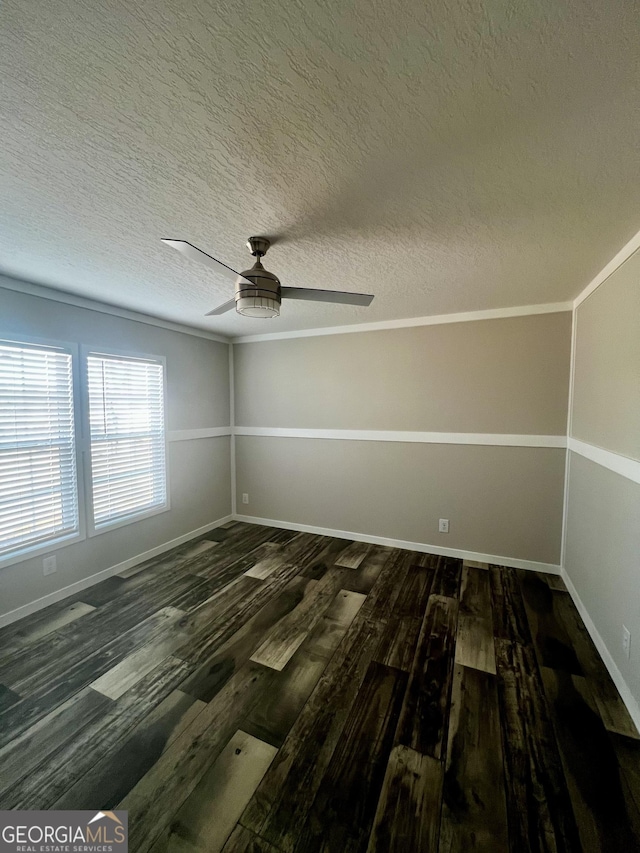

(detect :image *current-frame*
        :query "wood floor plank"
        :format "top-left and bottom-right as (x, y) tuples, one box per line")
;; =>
(175, 565), (306, 669)
(489, 565), (532, 646)
(119, 662), (275, 853)
(240, 553), (410, 849)
(53, 689), (208, 810)
(374, 563), (434, 672)
(494, 638), (582, 853)
(190, 527), (293, 582)
(241, 616), (384, 849)
(455, 566), (496, 674)
(279, 533), (337, 569)
(181, 539), (220, 559)
(173, 577), (274, 665)
(0, 568), (203, 688)
(609, 732), (640, 839)
(244, 546), (289, 580)
(90, 607), (187, 699)
(149, 730), (277, 853)
(294, 661), (408, 853)
(243, 589), (366, 747)
(334, 540), (373, 569)
(222, 825), (279, 853)
(266, 528), (302, 545)
(355, 549), (414, 625)
(554, 592), (640, 739)
(367, 745), (443, 853)
(0, 601), (96, 665)
(0, 655), (191, 809)
(177, 537), (346, 672)
(7, 604), (184, 697)
(109, 523), (266, 587)
(178, 575), (315, 703)
(250, 569), (343, 671)
(439, 664), (508, 853)
(0, 686), (113, 797)
(339, 546), (392, 595)
(518, 570), (582, 674)
(395, 594), (459, 759)
(0, 683), (20, 713)
(540, 666), (640, 852)
(78, 575), (128, 607)
(0, 606), (189, 749)
(459, 566), (491, 623)
(426, 555), (462, 599)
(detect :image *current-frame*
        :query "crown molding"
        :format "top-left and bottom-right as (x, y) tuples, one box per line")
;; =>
(232, 301), (573, 344)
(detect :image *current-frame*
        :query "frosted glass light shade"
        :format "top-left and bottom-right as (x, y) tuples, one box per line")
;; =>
(236, 295), (280, 317)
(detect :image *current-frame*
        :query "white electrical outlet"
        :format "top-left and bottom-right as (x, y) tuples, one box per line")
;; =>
(438, 518), (449, 534)
(622, 625), (631, 659)
(43, 555), (57, 576)
(242, 493), (249, 505)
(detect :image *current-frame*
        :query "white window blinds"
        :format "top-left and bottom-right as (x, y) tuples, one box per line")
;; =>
(87, 353), (167, 529)
(0, 342), (79, 557)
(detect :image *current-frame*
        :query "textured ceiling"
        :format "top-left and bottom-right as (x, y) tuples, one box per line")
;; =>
(1, 0), (639, 336)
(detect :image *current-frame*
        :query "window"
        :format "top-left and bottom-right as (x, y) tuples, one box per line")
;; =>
(0, 341), (79, 560)
(87, 353), (167, 530)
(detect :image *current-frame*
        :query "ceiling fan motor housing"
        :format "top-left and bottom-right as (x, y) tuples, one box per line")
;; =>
(235, 258), (281, 317)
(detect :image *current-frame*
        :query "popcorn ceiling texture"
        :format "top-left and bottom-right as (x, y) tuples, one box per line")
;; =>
(1, 0), (639, 335)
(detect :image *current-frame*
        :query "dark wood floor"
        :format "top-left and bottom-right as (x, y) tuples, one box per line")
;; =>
(1, 522), (639, 852)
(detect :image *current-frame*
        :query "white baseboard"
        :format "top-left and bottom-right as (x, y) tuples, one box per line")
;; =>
(233, 513), (561, 575)
(0, 515), (234, 629)
(561, 567), (640, 735)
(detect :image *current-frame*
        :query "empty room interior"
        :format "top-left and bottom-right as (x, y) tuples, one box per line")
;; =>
(1, 1), (639, 851)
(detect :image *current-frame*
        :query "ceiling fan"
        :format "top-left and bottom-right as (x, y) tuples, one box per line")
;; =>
(161, 236), (374, 318)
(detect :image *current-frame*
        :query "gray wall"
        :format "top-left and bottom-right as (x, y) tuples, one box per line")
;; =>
(0, 282), (231, 618)
(572, 253), (640, 459)
(234, 311), (572, 565)
(564, 251), (640, 706)
(235, 313), (571, 434)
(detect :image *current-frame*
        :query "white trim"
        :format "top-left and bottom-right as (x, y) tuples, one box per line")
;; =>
(168, 427), (232, 441)
(233, 513), (561, 574)
(560, 306), (578, 569)
(234, 426), (567, 448)
(233, 302), (573, 343)
(573, 231), (640, 309)
(0, 274), (229, 343)
(560, 448), (571, 572)
(229, 344), (237, 515)
(568, 438), (640, 485)
(561, 567), (640, 734)
(0, 515), (233, 629)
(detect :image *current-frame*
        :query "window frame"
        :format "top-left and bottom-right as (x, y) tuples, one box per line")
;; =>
(0, 334), (87, 569)
(81, 346), (171, 538)
(0, 339), (172, 569)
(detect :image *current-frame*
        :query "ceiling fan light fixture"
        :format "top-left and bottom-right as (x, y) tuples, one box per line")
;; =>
(236, 294), (280, 317)
(161, 236), (374, 317)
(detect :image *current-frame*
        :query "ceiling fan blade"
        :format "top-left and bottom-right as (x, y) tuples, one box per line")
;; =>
(281, 287), (374, 306)
(161, 239), (253, 285)
(205, 298), (236, 316)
